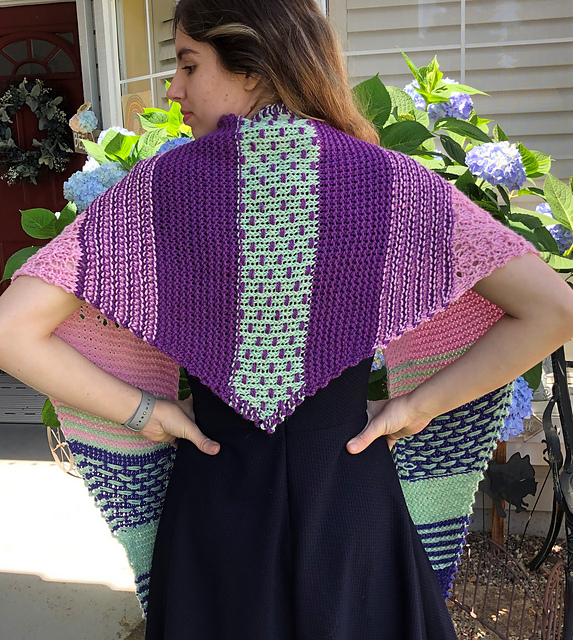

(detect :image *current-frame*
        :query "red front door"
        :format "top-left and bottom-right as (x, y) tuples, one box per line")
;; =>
(0, 2), (85, 293)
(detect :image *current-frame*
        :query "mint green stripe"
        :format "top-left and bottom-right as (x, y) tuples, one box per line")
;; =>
(388, 346), (470, 377)
(400, 470), (483, 526)
(418, 531), (462, 542)
(229, 117), (319, 422)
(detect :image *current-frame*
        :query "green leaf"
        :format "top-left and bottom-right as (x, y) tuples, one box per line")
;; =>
(506, 219), (539, 246)
(425, 59), (443, 93)
(101, 131), (139, 161)
(178, 366), (191, 401)
(21, 208), (58, 239)
(493, 124), (508, 142)
(133, 128), (169, 161)
(1, 246), (40, 281)
(352, 74), (392, 130)
(528, 150), (552, 178)
(522, 362), (542, 392)
(517, 187), (545, 197)
(508, 209), (560, 229)
(433, 117), (491, 143)
(544, 173), (573, 231)
(440, 135), (466, 165)
(468, 113), (490, 135)
(367, 367), (388, 401)
(455, 169), (476, 191)
(138, 109), (169, 132)
(540, 252), (573, 271)
(386, 86), (416, 114)
(518, 143), (539, 178)
(55, 202), (77, 235)
(167, 101), (184, 137)
(440, 83), (488, 97)
(411, 154), (446, 171)
(410, 108), (430, 128)
(399, 49), (422, 84)
(378, 121), (434, 153)
(82, 139), (107, 165)
(534, 227), (560, 253)
(42, 397), (61, 429)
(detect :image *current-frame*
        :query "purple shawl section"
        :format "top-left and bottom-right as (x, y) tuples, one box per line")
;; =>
(69, 105), (453, 432)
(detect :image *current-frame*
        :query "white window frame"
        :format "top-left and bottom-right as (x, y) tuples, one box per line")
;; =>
(99, 0), (330, 129)
(93, 0), (123, 127)
(115, 0), (176, 111)
(340, 0), (573, 86)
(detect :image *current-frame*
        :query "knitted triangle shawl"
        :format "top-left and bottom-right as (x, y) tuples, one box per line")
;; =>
(13, 103), (536, 612)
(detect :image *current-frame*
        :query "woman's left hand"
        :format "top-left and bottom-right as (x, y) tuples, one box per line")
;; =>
(346, 395), (434, 454)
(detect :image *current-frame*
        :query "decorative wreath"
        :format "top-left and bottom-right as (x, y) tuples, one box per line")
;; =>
(0, 78), (74, 186)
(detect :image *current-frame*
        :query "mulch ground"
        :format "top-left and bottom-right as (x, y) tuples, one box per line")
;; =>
(448, 534), (567, 639)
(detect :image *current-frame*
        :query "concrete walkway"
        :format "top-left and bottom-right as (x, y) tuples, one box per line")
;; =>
(0, 424), (145, 639)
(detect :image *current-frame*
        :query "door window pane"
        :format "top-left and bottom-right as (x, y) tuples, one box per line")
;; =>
(31, 39), (55, 60)
(56, 32), (75, 45)
(47, 49), (75, 73)
(0, 55), (12, 76)
(16, 62), (46, 75)
(3, 40), (28, 62)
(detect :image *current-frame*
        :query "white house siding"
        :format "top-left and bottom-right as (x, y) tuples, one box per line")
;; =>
(329, 0), (573, 181)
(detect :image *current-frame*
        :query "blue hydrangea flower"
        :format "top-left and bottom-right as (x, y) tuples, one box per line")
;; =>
(63, 161), (128, 212)
(498, 376), (533, 441)
(77, 110), (98, 133)
(403, 81), (426, 111)
(536, 202), (573, 255)
(371, 349), (385, 371)
(402, 78), (473, 120)
(465, 141), (527, 191)
(157, 138), (191, 154)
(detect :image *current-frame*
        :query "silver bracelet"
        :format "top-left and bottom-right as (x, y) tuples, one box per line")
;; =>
(123, 389), (156, 432)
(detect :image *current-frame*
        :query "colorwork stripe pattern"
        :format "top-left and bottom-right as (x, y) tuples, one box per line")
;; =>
(13, 102), (537, 611)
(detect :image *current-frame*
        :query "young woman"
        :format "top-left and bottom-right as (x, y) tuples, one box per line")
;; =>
(1, 1), (572, 638)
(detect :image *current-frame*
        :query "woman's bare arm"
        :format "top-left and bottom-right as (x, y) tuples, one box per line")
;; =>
(0, 275), (220, 454)
(348, 253), (573, 453)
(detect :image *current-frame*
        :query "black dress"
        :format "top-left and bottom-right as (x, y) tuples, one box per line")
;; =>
(145, 356), (457, 640)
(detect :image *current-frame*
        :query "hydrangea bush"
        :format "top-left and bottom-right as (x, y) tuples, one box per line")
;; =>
(2, 81), (192, 282)
(354, 53), (573, 419)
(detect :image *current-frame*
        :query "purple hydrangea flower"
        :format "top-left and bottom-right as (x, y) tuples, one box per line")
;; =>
(465, 141), (527, 191)
(498, 376), (533, 441)
(402, 78), (473, 120)
(536, 202), (573, 255)
(403, 81), (426, 111)
(157, 138), (192, 154)
(63, 161), (128, 212)
(77, 110), (98, 133)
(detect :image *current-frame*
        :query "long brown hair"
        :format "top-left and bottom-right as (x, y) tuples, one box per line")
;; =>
(173, 0), (379, 145)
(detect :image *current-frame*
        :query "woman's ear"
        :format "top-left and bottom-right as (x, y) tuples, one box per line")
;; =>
(242, 72), (263, 91)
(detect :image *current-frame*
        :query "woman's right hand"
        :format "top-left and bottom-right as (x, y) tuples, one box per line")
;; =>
(347, 394), (434, 454)
(140, 396), (220, 454)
